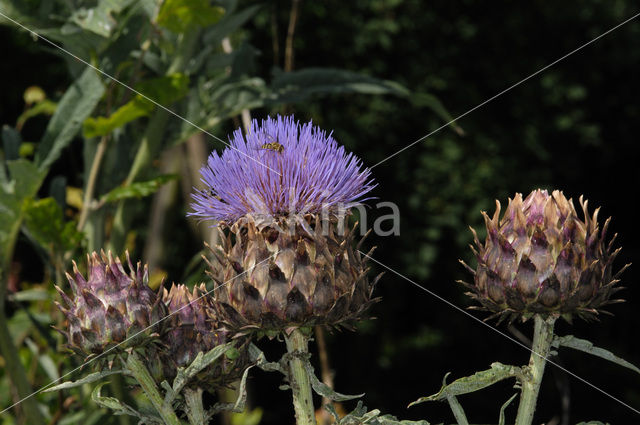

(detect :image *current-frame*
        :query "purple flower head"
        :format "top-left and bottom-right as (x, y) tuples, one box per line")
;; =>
(189, 115), (375, 222)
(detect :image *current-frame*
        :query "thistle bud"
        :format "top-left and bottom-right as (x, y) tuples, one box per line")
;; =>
(160, 283), (249, 386)
(55, 251), (167, 356)
(461, 189), (628, 322)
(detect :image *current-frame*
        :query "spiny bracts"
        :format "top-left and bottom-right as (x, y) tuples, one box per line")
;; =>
(55, 251), (167, 357)
(205, 214), (381, 334)
(460, 189), (628, 322)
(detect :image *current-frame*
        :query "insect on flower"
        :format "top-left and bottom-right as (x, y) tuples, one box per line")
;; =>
(259, 133), (284, 153)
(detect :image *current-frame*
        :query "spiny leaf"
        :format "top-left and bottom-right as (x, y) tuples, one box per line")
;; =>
(409, 363), (522, 407)
(157, 0), (224, 33)
(553, 335), (640, 375)
(101, 175), (178, 203)
(44, 370), (125, 393)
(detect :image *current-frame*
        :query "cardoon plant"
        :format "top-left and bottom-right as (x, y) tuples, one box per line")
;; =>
(190, 115), (380, 424)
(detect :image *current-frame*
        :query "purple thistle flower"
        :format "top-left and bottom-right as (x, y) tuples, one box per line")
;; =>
(189, 115), (375, 222)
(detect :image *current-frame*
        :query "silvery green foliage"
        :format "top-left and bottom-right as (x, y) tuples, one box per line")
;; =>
(552, 335), (640, 375)
(328, 401), (431, 425)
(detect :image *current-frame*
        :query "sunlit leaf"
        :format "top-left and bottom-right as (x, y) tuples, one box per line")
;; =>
(100, 174), (178, 203)
(157, 0), (224, 33)
(23, 197), (84, 253)
(83, 74), (189, 138)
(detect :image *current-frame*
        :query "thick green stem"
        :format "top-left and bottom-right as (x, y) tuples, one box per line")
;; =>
(515, 315), (556, 425)
(184, 387), (206, 425)
(284, 329), (317, 425)
(126, 352), (181, 425)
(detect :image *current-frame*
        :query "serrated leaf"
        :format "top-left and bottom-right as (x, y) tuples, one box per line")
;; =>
(44, 370), (125, 392)
(409, 363), (522, 407)
(157, 0), (224, 33)
(304, 358), (364, 401)
(101, 174), (177, 203)
(36, 67), (104, 171)
(553, 335), (640, 375)
(83, 74), (189, 138)
(23, 197), (84, 253)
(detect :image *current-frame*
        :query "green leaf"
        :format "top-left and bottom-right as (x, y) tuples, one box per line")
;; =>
(270, 68), (410, 103)
(411, 93), (464, 136)
(333, 401), (431, 425)
(16, 100), (57, 130)
(69, 0), (137, 37)
(2, 125), (21, 160)
(409, 362), (523, 407)
(83, 97), (153, 138)
(498, 393), (518, 425)
(171, 343), (233, 395)
(304, 358), (364, 402)
(552, 335), (640, 375)
(100, 174), (178, 203)
(157, 0), (224, 33)
(83, 74), (189, 138)
(0, 160), (47, 267)
(23, 197), (84, 253)
(210, 363), (254, 415)
(91, 382), (149, 420)
(44, 370), (126, 392)
(35, 67), (105, 171)
(7, 289), (49, 302)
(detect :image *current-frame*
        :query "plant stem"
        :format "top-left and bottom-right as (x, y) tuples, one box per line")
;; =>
(126, 352), (182, 425)
(77, 134), (109, 233)
(515, 315), (556, 425)
(284, 328), (317, 425)
(184, 387), (206, 425)
(0, 216), (45, 424)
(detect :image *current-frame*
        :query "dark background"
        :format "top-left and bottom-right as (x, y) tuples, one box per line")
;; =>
(2, 1), (639, 424)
